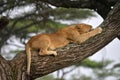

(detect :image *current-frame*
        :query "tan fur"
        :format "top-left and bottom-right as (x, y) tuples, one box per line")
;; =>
(26, 23), (102, 75)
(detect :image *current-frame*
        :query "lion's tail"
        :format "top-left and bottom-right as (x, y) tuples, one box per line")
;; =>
(26, 43), (31, 76)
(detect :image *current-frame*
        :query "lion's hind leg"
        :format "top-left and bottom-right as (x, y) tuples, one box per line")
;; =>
(39, 48), (57, 56)
(38, 39), (57, 56)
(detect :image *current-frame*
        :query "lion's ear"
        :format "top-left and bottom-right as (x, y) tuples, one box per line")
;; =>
(75, 24), (79, 28)
(75, 25), (83, 34)
(75, 25), (78, 29)
(75, 25), (80, 30)
(75, 24), (82, 29)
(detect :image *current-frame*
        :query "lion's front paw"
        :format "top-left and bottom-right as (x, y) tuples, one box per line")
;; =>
(96, 27), (102, 33)
(49, 51), (57, 56)
(53, 52), (57, 56)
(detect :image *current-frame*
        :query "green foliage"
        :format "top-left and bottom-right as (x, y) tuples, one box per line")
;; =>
(9, 19), (39, 32)
(75, 59), (112, 69)
(93, 69), (114, 78)
(113, 63), (120, 68)
(8, 19), (67, 40)
(52, 8), (96, 20)
(44, 21), (67, 32)
(70, 74), (92, 80)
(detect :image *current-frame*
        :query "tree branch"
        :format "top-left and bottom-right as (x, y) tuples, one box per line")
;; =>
(40, 0), (117, 8)
(9, 1), (120, 79)
(117, 33), (120, 40)
(0, 55), (12, 80)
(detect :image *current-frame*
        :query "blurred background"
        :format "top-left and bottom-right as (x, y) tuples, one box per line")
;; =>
(0, 0), (120, 80)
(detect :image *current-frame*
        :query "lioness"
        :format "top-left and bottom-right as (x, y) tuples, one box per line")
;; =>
(26, 23), (102, 75)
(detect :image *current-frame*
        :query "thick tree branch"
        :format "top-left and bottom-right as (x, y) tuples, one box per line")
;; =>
(40, 0), (117, 8)
(0, 16), (9, 31)
(0, 55), (12, 80)
(8, 1), (120, 79)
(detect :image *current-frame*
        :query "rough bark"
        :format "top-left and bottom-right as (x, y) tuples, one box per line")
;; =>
(0, 1), (120, 80)
(0, 55), (12, 80)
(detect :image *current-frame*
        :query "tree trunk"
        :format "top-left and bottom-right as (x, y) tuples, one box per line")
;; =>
(0, 55), (12, 80)
(0, 53), (28, 80)
(0, 1), (120, 80)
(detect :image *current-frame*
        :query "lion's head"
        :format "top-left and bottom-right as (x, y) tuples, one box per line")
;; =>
(75, 23), (93, 34)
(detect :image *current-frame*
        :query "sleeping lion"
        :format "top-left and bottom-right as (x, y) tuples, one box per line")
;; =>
(26, 23), (102, 75)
